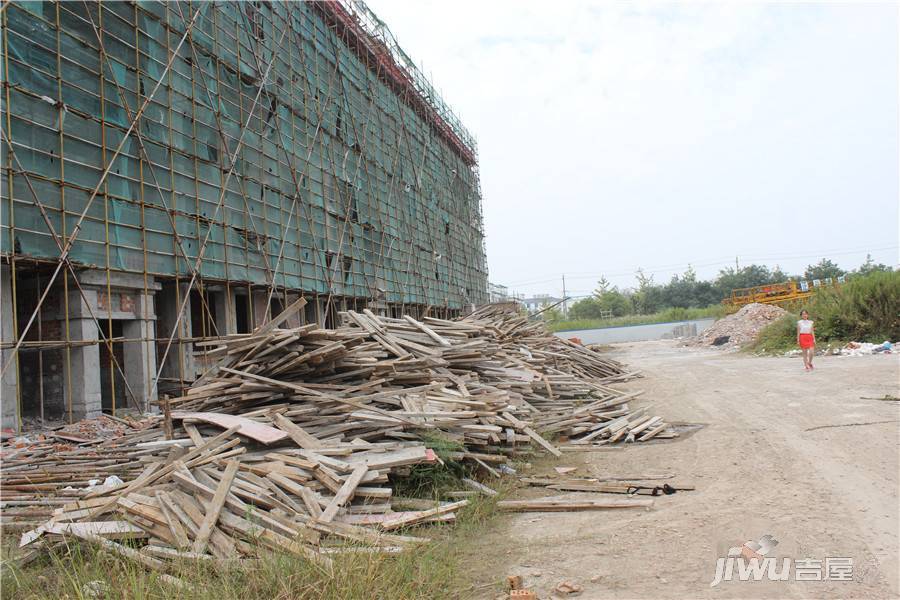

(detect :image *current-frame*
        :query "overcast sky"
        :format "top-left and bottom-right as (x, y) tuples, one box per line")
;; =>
(368, 1), (899, 299)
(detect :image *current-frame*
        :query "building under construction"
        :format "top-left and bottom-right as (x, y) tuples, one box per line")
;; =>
(0, 0), (488, 429)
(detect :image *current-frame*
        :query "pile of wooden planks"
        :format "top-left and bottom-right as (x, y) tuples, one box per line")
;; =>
(5, 302), (673, 577)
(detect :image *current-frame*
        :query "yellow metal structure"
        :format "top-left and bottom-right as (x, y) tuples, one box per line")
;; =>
(724, 277), (844, 307)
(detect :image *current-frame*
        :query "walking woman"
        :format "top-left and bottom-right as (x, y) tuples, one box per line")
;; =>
(797, 310), (816, 370)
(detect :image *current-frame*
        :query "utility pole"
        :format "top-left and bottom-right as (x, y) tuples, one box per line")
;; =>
(735, 255), (739, 271)
(561, 274), (567, 318)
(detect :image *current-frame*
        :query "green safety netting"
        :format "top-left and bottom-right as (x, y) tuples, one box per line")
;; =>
(1, 0), (487, 307)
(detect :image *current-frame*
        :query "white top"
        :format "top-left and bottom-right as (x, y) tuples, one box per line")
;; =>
(797, 319), (814, 334)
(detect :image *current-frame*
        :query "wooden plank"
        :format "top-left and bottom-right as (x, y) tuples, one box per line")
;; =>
(402, 315), (452, 346)
(171, 412), (288, 445)
(461, 478), (497, 496)
(218, 367), (421, 426)
(271, 413), (322, 449)
(380, 500), (468, 531)
(496, 498), (653, 512)
(318, 465), (368, 523)
(309, 518), (431, 546)
(191, 460), (239, 553)
(265, 472), (322, 518)
(73, 530), (187, 589)
(169, 490), (235, 559)
(254, 296), (307, 335)
(155, 491), (190, 549)
(344, 446), (429, 470)
(501, 411), (562, 457)
(523, 426), (562, 457)
(43, 520), (145, 539)
(184, 423), (205, 446)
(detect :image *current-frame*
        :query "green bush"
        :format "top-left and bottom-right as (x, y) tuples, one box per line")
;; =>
(751, 271), (900, 352)
(752, 314), (800, 353)
(813, 270), (899, 341)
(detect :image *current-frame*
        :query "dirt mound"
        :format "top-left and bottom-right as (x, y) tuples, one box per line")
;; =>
(690, 303), (787, 349)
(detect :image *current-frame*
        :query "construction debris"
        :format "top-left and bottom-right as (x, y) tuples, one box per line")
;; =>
(554, 580), (584, 596)
(3, 303), (669, 576)
(839, 341), (893, 356)
(521, 477), (694, 496)
(689, 303), (788, 349)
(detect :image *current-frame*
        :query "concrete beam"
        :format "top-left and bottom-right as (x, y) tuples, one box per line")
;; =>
(77, 269), (162, 291)
(1, 265), (19, 430)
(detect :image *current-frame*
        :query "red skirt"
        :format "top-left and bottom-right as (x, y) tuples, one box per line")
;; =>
(799, 333), (814, 349)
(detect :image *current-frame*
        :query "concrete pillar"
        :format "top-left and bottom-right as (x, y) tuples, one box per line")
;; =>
(122, 319), (157, 413)
(66, 317), (102, 420)
(316, 297), (327, 327)
(211, 290), (235, 336)
(1, 265), (19, 430)
(251, 291), (269, 329)
(126, 289), (158, 413)
(60, 287), (103, 421)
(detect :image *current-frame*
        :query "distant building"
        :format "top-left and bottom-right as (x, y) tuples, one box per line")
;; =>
(521, 294), (562, 312)
(488, 283), (510, 303)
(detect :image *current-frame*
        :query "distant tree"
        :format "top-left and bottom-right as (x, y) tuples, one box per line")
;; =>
(804, 259), (845, 281)
(541, 307), (563, 322)
(598, 289), (632, 316)
(713, 264), (777, 299)
(693, 280), (722, 307)
(570, 278), (633, 319)
(855, 254), (893, 276)
(632, 269), (665, 314)
(594, 276), (612, 296)
(568, 297), (605, 320)
(661, 266), (699, 308)
(770, 265), (790, 282)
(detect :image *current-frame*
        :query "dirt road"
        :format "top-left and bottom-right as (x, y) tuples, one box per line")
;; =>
(479, 341), (899, 599)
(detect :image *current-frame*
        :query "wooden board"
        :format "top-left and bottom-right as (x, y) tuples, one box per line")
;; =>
(171, 412), (288, 445)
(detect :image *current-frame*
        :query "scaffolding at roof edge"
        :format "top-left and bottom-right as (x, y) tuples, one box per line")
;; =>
(326, 0), (478, 164)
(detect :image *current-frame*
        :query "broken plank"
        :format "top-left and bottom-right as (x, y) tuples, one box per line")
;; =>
(318, 464), (368, 523)
(496, 498), (653, 512)
(171, 412), (288, 445)
(380, 500), (468, 531)
(191, 460), (239, 554)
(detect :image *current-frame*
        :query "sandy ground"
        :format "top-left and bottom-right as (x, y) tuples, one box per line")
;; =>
(475, 341), (899, 599)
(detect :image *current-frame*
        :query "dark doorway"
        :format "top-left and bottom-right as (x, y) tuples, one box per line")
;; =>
(271, 296), (285, 320)
(98, 320), (127, 413)
(235, 293), (250, 334)
(190, 290), (217, 344)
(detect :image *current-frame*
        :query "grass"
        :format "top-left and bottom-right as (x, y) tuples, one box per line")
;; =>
(749, 271), (899, 354)
(1, 462), (513, 600)
(548, 304), (734, 333)
(393, 433), (469, 499)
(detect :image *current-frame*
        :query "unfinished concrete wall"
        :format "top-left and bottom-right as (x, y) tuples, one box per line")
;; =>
(1, 265), (19, 429)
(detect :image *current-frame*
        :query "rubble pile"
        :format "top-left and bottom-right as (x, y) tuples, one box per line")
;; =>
(689, 303), (788, 350)
(2, 302), (671, 580)
(839, 341), (893, 356)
